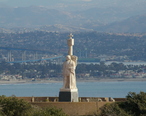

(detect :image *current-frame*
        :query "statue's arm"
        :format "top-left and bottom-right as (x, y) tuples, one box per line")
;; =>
(71, 55), (78, 66)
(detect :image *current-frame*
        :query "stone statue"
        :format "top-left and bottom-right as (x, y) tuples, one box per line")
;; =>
(63, 55), (77, 89)
(59, 33), (78, 102)
(62, 33), (78, 89)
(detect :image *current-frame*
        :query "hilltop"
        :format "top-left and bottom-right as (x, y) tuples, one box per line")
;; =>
(0, 1), (146, 33)
(95, 14), (146, 33)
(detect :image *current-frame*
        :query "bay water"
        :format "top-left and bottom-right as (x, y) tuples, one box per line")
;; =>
(0, 81), (146, 98)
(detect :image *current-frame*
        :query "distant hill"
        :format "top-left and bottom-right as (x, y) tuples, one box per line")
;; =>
(0, 6), (71, 27)
(95, 14), (146, 33)
(0, 6), (101, 28)
(37, 25), (94, 32)
(0, 5), (146, 33)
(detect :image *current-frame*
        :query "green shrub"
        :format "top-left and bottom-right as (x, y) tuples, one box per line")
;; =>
(98, 103), (130, 116)
(98, 92), (146, 116)
(123, 92), (146, 116)
(0, 96), (68, 116)
(0, 96), (31, 116)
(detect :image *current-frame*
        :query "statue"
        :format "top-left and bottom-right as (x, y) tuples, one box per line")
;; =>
(59, 33), (78, 102)
(62, 33), (78, 90)
(63, 55), (78, 89)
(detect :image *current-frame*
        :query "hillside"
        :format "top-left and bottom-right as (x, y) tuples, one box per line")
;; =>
(0, 6), (72, 27)
(0, 3), (146, 33)
(95, 14), (146, 33)
(0, 31), (146, 61)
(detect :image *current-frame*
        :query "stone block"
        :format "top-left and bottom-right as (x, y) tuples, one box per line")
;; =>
(59, 90), (78, 102)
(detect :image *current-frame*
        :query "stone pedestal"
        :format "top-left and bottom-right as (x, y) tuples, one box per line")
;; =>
(59, 89), (78, 102)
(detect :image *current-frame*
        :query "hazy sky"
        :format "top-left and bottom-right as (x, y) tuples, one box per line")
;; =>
(0, 0), (146, 8)
(0, 0), (92, 7)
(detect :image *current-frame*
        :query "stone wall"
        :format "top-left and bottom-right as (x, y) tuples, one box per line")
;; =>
(31, 102), (108, 116)
(17, 97), (126, 116)
(17, 97), (126, 102)
(17, 97), (59, 102)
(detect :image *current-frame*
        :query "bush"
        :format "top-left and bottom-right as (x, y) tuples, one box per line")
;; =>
(98, 92), (146, 116)
(98, 103), (130, 116)
(123, 92), (146, 116)
(0, 95), (31, 116)
(0, 96), (68, 116)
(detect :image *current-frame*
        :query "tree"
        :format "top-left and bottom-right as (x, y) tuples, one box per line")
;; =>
(98, 92), (146, 116)
(0, 96), (68, 116)
(0, 96), (31, 116)
(123, 92), (146, 116)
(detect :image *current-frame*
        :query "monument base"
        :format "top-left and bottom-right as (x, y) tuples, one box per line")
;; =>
(59, 89), (78, 102)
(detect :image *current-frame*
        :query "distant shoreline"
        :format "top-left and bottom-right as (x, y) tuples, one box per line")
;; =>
(1, 78), (146, 84)
(77, 78), (146, 82)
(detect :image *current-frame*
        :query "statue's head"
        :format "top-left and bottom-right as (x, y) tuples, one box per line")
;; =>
(66, 55), (71, 60)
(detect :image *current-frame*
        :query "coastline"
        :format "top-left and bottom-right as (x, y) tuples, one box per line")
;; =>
(77, 78), (146, 82)
(1, 78), (146, 84)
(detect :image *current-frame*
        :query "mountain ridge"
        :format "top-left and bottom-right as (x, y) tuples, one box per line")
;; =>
(0, 5), (146, 33)
(95, 14), (146, 33)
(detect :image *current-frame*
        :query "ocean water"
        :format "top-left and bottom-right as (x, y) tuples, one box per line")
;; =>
(0, 81), (146, 98)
